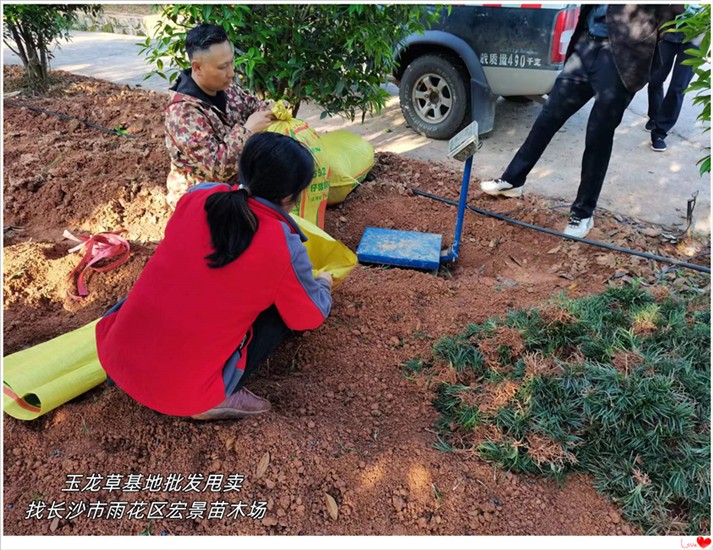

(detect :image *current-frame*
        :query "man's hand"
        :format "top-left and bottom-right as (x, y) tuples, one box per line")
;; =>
(316, 272), (333, 288)
(244, 110), (276, 134)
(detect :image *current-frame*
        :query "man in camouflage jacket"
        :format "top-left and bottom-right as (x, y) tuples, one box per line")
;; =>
(164, 23), (274, 208)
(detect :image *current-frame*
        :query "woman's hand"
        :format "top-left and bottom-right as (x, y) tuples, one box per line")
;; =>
(316, 272), (333, 288)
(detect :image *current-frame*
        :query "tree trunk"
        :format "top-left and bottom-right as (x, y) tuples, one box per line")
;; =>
(26, 48), (47, 92)
(18, 23), (48, 92)
(39, 37), (48, 82)
(8, 25), (29, 67)
(292, 100), (301, 118)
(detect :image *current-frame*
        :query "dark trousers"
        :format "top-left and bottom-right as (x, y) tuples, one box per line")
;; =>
(502, 36), (635, 219)
(647, 40), (695, 140)
(234, 305), (292, 391)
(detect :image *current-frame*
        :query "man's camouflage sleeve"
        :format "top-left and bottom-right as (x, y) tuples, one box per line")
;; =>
(165, 101), (251, 184)
(235, 86), (269, 117)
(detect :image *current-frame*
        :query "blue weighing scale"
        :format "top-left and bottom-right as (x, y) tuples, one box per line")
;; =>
(357, 121), (480, 270)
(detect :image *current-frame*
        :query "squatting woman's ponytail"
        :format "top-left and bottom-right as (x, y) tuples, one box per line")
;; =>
(203, 132), (315, 268)
(204, 182), (257, 268)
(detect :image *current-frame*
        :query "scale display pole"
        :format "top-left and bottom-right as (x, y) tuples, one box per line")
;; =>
(440, 120), (479, 264)
(440, 155), (473, 263)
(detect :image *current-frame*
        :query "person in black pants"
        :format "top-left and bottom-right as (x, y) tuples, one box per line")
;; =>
(481, 5), (682, 239)
(646, 13), (698, 153)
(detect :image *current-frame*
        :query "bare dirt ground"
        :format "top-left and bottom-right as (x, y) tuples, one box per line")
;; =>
(3, 66), (708, 536)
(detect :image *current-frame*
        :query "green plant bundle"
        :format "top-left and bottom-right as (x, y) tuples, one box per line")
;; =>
(140, 4), (443, 120)
(407, 287), (710, 535)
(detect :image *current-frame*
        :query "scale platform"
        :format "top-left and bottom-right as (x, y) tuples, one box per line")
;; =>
(356, 227), (442, 270)
(356, 121), (478, 271)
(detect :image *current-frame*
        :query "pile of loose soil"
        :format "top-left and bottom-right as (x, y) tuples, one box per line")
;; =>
(3, 67), (707, 536)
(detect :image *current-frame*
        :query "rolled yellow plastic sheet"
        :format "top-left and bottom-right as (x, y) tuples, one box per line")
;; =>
(3, 319), (106, 421)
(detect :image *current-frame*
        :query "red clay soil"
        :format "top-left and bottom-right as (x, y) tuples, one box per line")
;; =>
(3, 67), (705, 536)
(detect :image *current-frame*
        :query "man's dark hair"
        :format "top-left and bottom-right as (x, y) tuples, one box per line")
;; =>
(186, 24), (229, 60)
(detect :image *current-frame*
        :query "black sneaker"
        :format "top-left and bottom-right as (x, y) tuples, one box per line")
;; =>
(651, 137), (667, 152)
(645, 120), (655, 132)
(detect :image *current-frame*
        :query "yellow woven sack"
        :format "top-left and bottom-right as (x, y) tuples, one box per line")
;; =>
(293, 215), (356, 288)
(265, 102), (331, 228)
(3, 320), (106, 421)
(321, 130), (375, 206)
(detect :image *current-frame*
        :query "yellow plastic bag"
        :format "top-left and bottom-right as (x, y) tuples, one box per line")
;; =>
(3, 320), (106, 421)
(265, 102), (331, 228)
(321, 130), (375, 206)
(294, 215), (356, 287)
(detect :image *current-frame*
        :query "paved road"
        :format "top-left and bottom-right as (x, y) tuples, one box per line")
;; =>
(3, 31), (710, 232)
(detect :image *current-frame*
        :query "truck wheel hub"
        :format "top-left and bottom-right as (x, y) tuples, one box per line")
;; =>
(412, 73), (452, 124)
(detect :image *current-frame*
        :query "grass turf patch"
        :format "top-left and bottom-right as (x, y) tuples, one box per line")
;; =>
(405, 286), (710, 535)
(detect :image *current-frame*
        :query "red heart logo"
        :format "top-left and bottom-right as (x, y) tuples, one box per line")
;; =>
(698, 536), (712, 549)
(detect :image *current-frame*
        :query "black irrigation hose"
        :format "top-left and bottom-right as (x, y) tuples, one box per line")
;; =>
(413, 188), (711, 275)
(5, 100), (140, 139)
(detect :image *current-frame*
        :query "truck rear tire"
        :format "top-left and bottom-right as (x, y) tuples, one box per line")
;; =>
(399, 54), (468, 140)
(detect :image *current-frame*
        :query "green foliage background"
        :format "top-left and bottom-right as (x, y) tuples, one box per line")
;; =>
(140, 4), (441, 119)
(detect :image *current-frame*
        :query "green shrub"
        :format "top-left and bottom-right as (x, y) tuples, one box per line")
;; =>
(413, 288), (711, 534)
(140, 4), (442, 119)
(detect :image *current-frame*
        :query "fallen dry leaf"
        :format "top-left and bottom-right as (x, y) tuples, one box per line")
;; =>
(325, 493), (339, 521)
(547, 246), (561, 254)
(595, 253), (618, 269)
(256, 452), (270, 479)
(225, 436), (235, 451)
(676, 241), (704, 257)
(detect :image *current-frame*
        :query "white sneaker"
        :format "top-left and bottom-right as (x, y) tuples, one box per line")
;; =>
(563, 214), (593, 238)
(480, 178), (523, 198)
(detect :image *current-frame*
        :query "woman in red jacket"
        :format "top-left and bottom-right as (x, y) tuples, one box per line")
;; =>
(96, 133), (333, 420)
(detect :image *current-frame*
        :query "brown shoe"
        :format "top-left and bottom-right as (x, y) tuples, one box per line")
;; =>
(191, 387), (271, 421)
